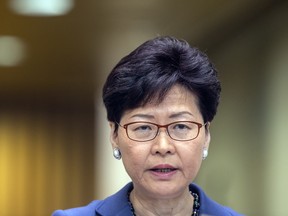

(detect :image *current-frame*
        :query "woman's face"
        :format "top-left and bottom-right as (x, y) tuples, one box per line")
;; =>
(110, 85), (210, 199)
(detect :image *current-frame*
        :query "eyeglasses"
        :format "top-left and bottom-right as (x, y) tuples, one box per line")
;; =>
(117, 121), (207, 142)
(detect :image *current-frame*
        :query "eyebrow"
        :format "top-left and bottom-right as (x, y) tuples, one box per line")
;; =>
(129, 111), (194, 120)
(129, 114), (155, 120)
(169, 111), (194, 119)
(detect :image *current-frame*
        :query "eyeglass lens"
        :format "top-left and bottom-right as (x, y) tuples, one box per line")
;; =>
(125, 121), (201, 141)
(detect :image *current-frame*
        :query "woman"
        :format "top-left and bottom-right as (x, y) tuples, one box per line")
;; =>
(53, 36), (243, 216)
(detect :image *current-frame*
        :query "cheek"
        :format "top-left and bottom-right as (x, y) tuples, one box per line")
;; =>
(179, 142), (203, 178)
(118, 137), (150, 178)
(182, 139), (203, 157)
(121, 148), (149, 181)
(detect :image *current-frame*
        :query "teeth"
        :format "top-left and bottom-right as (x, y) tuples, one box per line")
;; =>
(155, 168), (173, 173)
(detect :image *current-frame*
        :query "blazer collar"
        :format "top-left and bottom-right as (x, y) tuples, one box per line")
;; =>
(95, 182), (133, 216)
(95, 182), (231, 216)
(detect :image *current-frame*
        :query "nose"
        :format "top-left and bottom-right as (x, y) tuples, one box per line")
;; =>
(151, 128), (176, 156)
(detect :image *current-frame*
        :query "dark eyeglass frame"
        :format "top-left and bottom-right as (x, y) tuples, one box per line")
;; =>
(117, 121), (207, 142)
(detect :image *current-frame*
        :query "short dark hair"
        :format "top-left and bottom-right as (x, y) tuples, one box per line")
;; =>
(102, 36), (221, 127)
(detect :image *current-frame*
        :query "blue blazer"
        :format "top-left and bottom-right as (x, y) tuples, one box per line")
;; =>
(52, 182), (243, 216)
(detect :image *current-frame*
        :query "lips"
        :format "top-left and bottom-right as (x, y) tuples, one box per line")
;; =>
(150, 164), (177, 173)
(151, 168), (176, 173)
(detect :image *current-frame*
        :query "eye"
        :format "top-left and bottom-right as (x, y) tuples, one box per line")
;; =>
(129, 123), (154, 132)
(172, 123), (192, 131)
(134, 124), (152, 131)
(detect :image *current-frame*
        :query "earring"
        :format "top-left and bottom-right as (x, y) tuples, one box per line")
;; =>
(202, 149), (208, 160)
(113, 148), (122, 160)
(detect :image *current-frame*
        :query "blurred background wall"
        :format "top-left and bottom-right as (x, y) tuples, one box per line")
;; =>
(0, 0), (288, 215)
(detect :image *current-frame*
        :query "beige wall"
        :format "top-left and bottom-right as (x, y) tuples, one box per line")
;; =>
(196, 3), (288, 215)
(0, 105), (95, 216)
(264, 22), (288, 215)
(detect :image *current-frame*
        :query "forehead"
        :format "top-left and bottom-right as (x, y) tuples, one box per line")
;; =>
(146, 84), (198, 106)
(122, 85), (201, 120)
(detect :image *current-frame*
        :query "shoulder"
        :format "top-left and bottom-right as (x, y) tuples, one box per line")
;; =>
(52, 183), (133, 216)
(190, 183), (245, 216)
(52, 200), (102, 216)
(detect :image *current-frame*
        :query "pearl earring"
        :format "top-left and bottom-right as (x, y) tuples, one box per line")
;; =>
(113, 148), (122, 160)
(202, 149), (208, 160)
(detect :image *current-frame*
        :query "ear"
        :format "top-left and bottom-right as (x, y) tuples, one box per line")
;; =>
(203, 122), (211, 151)
(109, 121), (119, 149)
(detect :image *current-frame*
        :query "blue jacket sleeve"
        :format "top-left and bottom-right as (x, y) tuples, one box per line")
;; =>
(51, 210), (68, 216)
(51, 200), (102, 216)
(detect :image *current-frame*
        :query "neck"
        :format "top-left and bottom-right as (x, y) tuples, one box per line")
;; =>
(129, 188), (194, 216)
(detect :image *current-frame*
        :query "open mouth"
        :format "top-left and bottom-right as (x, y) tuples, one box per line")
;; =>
(151, 168), (176, 173)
